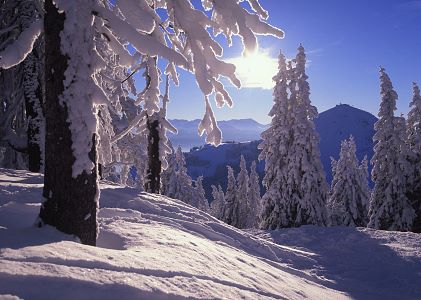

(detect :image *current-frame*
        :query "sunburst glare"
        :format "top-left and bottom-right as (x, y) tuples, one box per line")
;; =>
(227, 50), (278, 90)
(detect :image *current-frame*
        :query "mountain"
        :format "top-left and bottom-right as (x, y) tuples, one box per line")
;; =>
(1, 169), (420, 299)
(316, 104), (377, 183)
(169, 118), (269, 151)
(184, 104), (377, 199)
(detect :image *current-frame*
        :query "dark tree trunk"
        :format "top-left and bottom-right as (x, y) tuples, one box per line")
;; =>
(20, 0), (44, 172)
(38, 0), (98, 246)
(145, 117), (161, 193)
(24, 51), (43, 172)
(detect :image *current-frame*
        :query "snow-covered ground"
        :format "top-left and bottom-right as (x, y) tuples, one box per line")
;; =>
(0, 169), (420, 299)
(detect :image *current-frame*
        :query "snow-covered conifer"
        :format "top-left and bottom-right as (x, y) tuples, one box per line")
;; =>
(368, 68), (415, 231)
(211, 184), (226, 219)
(193, 176), (210, 212)
(235, 155), (250, 228)
(328, 136), (370, 227)
(222, 166), (237, 226)
(247, 160), (262, 228)
(259, 46), (327, 230)
(407, 82), (421, 232)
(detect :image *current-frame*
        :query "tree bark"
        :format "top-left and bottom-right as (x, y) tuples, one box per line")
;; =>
(24, 51), (43, 172)
(145, 117), (161, 193)
(38, 0), (98, 246)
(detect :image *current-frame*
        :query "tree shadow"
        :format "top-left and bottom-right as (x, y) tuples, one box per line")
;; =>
(267, 226), (421, 300)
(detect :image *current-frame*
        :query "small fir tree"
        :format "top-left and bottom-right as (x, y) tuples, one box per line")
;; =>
(328, 136), (370, 227)
(222, 166), (236, 226)
(247, 160), (262, 228)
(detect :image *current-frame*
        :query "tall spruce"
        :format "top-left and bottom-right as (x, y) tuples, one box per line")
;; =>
(407, 82), (421, 232)
(368, 68), (415, 231)
(328, 136), (370, 227)
(259, 46), (327, 229)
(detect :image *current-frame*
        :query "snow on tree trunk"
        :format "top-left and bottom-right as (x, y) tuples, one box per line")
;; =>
(368, 68), (415, 232)
(145, 116), (161, 194)
(328, 136), (370, 227)
(259, 46), (327, 230)
(38, 0), (98, 246)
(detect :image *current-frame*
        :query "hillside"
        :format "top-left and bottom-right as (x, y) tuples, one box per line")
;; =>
(1, 169), (420, 299)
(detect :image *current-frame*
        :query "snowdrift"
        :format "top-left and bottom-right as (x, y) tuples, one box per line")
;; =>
(0, 169), (420, 299)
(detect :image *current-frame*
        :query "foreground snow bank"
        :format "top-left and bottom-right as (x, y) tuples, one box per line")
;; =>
(0, 169), (420, 299)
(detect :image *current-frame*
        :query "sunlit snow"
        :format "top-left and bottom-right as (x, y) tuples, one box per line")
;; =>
(1, 169), (420, 299)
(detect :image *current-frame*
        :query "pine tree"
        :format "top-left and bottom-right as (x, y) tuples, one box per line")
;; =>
(211, 184), (226, 219)
(235, 155), (250, 228)
(328, 136), (370, 227)
(406, 82), (421, 232)
(259, 46), (327, 229)
(194, 176), (210, 212)
(247, 160), (262, 228)
(222, 165), (236, 226)
(368, 68), (415, 231)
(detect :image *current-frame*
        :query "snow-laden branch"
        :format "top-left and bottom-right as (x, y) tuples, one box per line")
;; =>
(111, 111), (146, 144)
(0, 20), (42, 69)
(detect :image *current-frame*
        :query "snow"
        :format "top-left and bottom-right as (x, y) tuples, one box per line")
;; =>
(0, 20), (42, 69)
(1, 168), (421, 299)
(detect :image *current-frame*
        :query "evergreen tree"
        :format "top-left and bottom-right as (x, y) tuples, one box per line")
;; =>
(259, 46), (327, 229)
(194, 176), (210, 212)
(406, 82), (421, 232)
(328, 136), (370, 227)
(235, 155), (250, 228)
(368, 68), (415, 231)
(222, 165), (236, 225)
(247, 160), (262, 228)
(211, 184), (226, 219)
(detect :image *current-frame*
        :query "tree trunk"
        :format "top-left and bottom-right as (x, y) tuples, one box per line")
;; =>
(145, 117), (161, 193)
(23, 51), (43, 172)
(38, 0), (98, 246)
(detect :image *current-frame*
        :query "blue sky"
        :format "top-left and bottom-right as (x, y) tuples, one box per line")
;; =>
(165, 0), (421, 124)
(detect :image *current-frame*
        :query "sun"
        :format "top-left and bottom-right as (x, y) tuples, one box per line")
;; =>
(226, 50), (278, 90)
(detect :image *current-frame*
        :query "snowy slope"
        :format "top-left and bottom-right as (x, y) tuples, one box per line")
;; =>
(1, 169), (420, 300)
